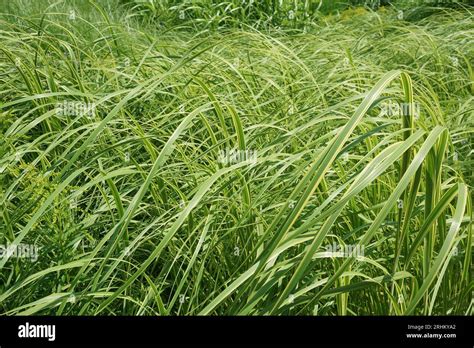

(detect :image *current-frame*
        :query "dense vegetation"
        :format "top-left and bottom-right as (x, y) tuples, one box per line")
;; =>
(0, 0), (472, 315)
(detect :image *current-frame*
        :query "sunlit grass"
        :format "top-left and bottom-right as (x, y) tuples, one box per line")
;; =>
(0, 0), (472, 316)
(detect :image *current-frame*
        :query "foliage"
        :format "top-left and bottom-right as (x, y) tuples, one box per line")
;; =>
(0, 0), (472, 315)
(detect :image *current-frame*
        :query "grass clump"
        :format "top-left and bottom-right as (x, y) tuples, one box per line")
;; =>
(0, 0), (472, 315)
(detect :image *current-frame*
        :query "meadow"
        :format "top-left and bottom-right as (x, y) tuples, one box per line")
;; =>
(0, 0), (472, 315)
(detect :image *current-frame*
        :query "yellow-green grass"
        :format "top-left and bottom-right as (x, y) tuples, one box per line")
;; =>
(0, 0), (472, 315)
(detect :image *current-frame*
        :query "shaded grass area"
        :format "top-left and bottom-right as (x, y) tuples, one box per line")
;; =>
(0, 1), (472, 315)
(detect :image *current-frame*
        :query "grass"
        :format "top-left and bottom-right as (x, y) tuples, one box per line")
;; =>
(0, 0), (472, 316)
